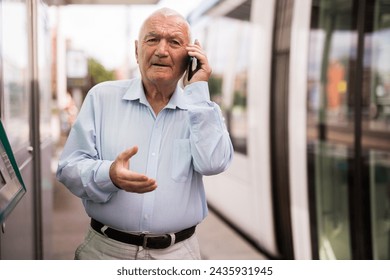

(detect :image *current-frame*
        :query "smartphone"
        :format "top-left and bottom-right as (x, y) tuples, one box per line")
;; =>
(187, 56), (198, 81)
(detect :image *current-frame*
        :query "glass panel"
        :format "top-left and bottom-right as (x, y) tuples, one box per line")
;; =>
(1, 0), (29, 151)
(367, 1), (390, 132)
(38, 0), (52, 139)
(313, 142), (351, 259)
(370, 151), (390, 259)
(307, 0), (356, 259)
(364, 0), (390, 260)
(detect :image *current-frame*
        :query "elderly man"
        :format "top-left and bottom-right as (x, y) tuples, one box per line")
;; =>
(57, 7), (233, 260)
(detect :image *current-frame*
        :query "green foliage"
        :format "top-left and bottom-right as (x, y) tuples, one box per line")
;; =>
(233, 90), (247, 108)
(208, 75), (223, 99)
(88, 58), (115, 86)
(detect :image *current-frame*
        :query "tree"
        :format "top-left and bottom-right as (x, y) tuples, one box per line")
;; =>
(87, 58), (115, 87)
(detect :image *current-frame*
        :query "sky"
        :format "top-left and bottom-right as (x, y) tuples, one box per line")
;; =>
(51, 0), (205, 70)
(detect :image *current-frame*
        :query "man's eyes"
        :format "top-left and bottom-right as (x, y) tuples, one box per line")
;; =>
(146, 38), (158, 44)
(170, 40), (181, 46)
(145, 38), (183, 47)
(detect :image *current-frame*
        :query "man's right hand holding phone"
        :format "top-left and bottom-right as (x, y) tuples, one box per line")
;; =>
(184, 39), (212, 86)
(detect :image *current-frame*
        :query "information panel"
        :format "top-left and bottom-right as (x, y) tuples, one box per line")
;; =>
(0, 120), (26, 223)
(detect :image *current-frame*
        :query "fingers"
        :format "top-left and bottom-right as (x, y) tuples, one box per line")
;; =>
(185, 39), (212, 83)
(110, 146), (158, 194)
(186, 41), (206, 60)
(115, 172), (157, 194)
(118, 146), (138, 168)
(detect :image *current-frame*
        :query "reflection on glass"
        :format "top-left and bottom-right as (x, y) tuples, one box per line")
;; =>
(38, 1), (52, 139)
(314, 142), (351, 259)
(197, 17), (251, 154)
(307, 3), (356, 129)
(309, 0), (390, 260)
(365, 0), (390, 260)
(307, 0), (355, 259)
(1, 0), (30, 151)
(367, 2), (390, 132)
(370, 151), (390, 259)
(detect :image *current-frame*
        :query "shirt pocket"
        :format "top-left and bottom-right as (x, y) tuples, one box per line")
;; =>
(171, 139), (193, 183)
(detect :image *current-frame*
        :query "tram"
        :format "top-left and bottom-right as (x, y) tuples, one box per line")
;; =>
(189, 0), (390, 260)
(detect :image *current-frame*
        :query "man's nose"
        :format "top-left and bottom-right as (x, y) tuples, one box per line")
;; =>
(155, 40), (169, 57)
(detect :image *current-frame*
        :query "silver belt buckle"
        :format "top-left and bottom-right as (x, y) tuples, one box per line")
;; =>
(142, 234), (151, 249)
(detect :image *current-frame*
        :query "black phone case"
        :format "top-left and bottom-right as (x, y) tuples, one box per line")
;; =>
(187, 57), (197, 81)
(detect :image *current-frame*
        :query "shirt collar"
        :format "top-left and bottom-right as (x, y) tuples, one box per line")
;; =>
(122, 78), (148, 106)
(122, 78), (188, 110)
(166, 85), (188, 110)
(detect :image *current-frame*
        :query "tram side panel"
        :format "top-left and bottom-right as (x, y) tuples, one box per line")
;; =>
(199, 0), (279, 257)
(288, 0), (313, 260)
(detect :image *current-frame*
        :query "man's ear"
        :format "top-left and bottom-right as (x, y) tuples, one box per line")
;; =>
(135, 40), (139, 64)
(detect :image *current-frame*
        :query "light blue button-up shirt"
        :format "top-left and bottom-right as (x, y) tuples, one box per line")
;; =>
(56, 78), (233, 234)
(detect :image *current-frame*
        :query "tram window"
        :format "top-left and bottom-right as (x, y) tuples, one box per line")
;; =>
(363, 0), (390, 260)
(365, 1), (390, 133)
(308, 0), (390, 260)
(307, 0), (356, 259)
(369, 151), (390, 259)
(199, 18), (251, 154)
(1, 0), (30, 151)
(307, 4), (355, 130)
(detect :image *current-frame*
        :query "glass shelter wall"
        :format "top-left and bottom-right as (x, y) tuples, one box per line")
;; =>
(1, 0), (30, 151)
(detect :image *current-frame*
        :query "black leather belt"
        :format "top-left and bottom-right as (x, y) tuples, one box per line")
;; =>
(90, 218), (196, 249)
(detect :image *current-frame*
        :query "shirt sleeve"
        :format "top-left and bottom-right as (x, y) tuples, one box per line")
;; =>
(56, 91), (119, 203)
(184, 81), (234, 175)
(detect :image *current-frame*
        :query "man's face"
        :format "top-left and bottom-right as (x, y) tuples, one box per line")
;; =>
(135, 14), (190, 87)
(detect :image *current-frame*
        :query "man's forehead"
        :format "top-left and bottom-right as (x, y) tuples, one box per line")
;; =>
(140, 14), (190, 38)
(146, 17), (187, 31)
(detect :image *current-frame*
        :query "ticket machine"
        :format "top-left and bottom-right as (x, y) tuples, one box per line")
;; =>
(0, 121), (26, 224)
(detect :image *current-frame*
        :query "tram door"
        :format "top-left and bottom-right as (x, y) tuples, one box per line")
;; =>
(365, 0), (390, 260)
(306, 0), (390, 259)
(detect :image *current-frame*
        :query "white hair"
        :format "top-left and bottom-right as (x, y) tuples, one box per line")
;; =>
(138, 7), (192, 41)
